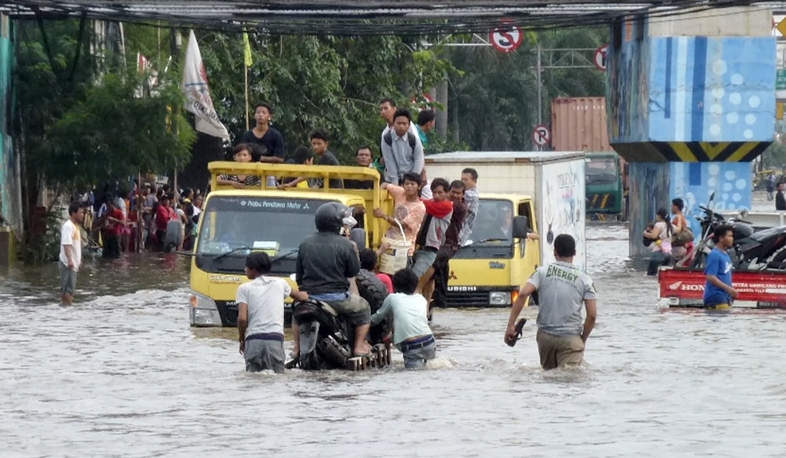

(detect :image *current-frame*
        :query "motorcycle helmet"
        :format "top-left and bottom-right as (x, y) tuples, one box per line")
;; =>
(315, 202), (356, 233)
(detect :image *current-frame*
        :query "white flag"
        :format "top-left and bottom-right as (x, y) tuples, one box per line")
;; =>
(182, 30), (230, 140)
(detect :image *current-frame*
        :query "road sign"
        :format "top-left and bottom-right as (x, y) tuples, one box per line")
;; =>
(777, 17), (786, 38)
(594, 44), (608, 71)
(777, 70), (786, 99)
(532, 124), (551, 146)
(490, 23), (523, 53)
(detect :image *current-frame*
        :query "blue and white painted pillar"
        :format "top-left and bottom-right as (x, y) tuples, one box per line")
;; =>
(606, 9), (776, 257)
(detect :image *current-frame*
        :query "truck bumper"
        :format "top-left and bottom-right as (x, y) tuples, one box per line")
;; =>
(443, 287), (521, 308)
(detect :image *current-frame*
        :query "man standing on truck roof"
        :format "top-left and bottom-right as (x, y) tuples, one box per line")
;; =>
(381, 108), (425, 186)
(239, 102), (285, 164)
(505, 234), (597, 370)
(344, 146), (376, 190)
(295, 202), (374, 357)
(379, 98), (430, 197)
(703, 224), (738, 310)
(415, 110), (435, 148)
(239, 102), (286, 188)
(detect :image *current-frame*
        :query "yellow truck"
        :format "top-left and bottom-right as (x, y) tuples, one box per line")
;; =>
(189, 161), (391, 327)
(424, 151), (587, 308)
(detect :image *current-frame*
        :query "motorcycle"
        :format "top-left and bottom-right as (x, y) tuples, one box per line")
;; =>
(289, 269), (392, 370)
(688, 193), (786, 270)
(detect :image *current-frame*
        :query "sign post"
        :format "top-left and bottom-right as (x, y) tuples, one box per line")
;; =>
(490, 23), (523, 54)
(532, 124), (551, 148)
(593, 44), (608, 72)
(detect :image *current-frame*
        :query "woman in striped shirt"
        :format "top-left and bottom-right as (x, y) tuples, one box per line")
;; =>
(217, 144), (261, 189)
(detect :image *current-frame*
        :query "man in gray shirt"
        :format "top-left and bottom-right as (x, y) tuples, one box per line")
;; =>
(381, 108), (425, 185)
(504, 234), (598, 370)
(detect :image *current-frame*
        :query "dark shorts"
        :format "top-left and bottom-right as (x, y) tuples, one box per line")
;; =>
(412, 249), (438, 278)
(244, 338), (285, 374)
(58, 262), (77, 295)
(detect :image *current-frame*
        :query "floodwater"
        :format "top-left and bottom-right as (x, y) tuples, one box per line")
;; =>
(2, 207), (786, 457)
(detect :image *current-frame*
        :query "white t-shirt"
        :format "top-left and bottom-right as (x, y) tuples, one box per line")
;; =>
(59, 220), (82, 270)
(235, 276), (291, 338)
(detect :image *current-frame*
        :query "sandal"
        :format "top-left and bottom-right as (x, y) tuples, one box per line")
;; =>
(505, 318), (527, 347)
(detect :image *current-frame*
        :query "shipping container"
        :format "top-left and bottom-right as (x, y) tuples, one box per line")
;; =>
(551, 97), (613, 153)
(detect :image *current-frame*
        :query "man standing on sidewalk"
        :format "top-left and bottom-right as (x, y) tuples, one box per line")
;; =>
(504, 234), (597, 370)
(60, 202), (85, 305)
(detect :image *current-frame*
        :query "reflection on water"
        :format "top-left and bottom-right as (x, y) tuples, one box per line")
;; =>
(2, 222), (786, 457)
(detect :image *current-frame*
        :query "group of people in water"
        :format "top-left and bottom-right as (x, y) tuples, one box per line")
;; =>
(643, 198), (695, 276)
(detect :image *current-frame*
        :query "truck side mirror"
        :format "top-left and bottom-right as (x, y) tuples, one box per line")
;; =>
(512, 216), (529, 239)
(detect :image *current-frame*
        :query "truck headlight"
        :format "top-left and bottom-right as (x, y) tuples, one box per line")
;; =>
(189, 293), (222, 327)
(489, 291), (511, 306)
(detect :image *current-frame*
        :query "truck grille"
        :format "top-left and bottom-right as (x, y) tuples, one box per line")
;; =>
(587, 192), (617, 211)
(446, 291), (492, 307)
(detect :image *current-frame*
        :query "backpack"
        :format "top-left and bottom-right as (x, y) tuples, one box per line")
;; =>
(383, 130), (417, 150)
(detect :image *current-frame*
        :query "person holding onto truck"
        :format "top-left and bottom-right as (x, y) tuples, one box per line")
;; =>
(237, 251), (308, 373)
(415, 110), (435, 148)
(370, 268), (436, 369)
(374, 172), (426, 257)
(703, 224), (738, 310)
(310, 129), (343, 189)
(412, 178), (453, 279)
(344, 146), (376, 190)
(294, 202), (374, 357)
(278, 146), (314, 189)
(504, 234), (598, 370)
(417, 180), (467, 317)
(216, 144), (262, 189)
(459, 168), (480, 245)
(381, 108), (425, 186)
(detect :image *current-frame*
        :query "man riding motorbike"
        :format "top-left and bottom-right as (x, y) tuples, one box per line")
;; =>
(293, 202), (374, 357)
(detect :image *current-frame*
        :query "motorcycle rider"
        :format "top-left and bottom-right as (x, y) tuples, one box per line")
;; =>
(294, 202), (374, 357)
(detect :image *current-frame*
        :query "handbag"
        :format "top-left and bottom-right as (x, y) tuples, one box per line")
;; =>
(672, 227), (694, 247)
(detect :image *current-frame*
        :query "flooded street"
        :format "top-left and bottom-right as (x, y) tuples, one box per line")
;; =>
(3, 216), (786, 457)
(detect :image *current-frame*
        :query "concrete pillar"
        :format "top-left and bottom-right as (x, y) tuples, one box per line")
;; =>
(607, 7), (775, 257)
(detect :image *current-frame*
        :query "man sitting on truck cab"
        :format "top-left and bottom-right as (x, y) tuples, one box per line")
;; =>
(294, 202), (374, 357)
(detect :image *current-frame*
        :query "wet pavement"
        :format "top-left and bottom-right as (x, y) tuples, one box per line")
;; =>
(2, 200), (786, 457)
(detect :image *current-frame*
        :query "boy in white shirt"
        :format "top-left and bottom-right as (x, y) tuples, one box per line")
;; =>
(370, 268), (436, 369)
(60, 203), (85, 305)
(236, 252), (306, 373)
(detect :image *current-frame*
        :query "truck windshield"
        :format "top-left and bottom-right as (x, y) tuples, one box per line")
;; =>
(194, 196), (332, 274)
(586, 157), (618, 185)
(455, 199), (515, 259)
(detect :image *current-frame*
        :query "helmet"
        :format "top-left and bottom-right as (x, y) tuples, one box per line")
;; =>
(315, 202), (356, 233)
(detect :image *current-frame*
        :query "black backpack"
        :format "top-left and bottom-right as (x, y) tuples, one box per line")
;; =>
(383, 130), (418, 151)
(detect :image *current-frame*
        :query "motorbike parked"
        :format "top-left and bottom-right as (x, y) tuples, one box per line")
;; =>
(289, 269), (391, 370)
(688, 193), (786, 270)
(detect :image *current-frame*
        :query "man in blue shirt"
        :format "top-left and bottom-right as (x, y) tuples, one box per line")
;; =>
(704, 224), (738, 310)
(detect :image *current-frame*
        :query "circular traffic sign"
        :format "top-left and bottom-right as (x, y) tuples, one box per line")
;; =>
(594, 44), (609, 71)
(490, 23), (523, 54)
(532, 124), (551, 146)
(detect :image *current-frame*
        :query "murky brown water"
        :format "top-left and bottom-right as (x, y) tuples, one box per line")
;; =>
(2, 195), (786, 457)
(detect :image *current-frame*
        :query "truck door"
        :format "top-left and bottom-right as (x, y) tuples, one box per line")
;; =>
(517, 200), (540, 280)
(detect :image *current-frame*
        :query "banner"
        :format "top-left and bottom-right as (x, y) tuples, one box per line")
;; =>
(182, 30), (230, 140)
(243, 32), (253, 67)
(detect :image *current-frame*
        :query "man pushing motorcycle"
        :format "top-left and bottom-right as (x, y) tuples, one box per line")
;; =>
(293, 202), (374, 357)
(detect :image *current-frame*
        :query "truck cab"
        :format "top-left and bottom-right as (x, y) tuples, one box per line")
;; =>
(189, 161), (391, 327)
(585, 152), (623, 215)
(445, 194), (539, 307)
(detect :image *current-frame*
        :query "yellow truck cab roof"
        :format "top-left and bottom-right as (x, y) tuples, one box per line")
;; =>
(477, 193), (533, 202)
(204, 188), (364, 205)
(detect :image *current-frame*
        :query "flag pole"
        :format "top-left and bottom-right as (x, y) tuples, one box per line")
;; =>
(245, 60), (249, 131)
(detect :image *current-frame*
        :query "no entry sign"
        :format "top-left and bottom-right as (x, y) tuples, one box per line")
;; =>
(490, 23), (523, 53)
(594, 44), (609, 71)
(532, 124), (551, 146)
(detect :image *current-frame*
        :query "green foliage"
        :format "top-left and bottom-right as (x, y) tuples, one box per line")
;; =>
(46, 73), (195, 189)
(760, 141), (786, 169)
(22, 210), (62, 264)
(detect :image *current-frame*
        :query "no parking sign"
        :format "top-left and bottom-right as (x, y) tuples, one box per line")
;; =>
(489, 23), (523, 53)
(532, 124), (551, 147)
